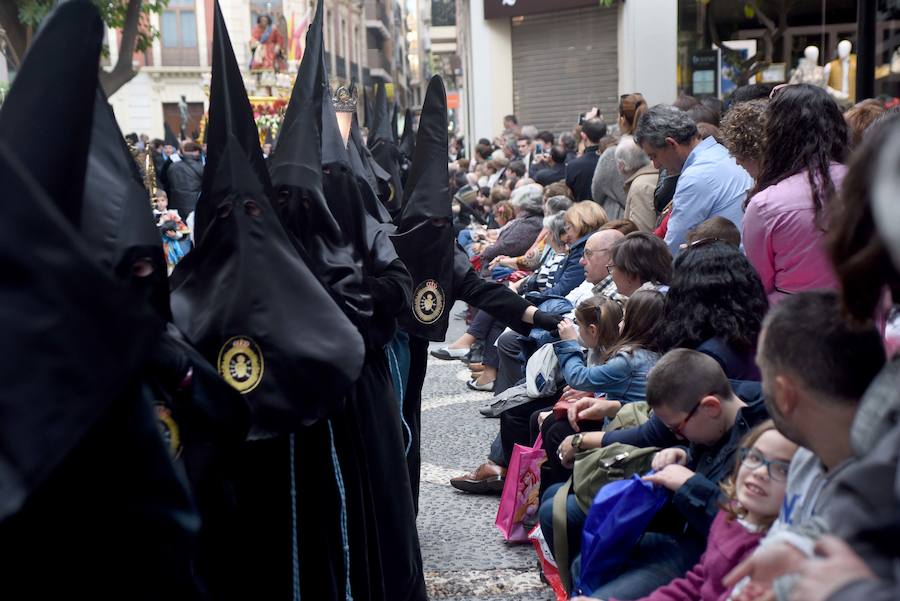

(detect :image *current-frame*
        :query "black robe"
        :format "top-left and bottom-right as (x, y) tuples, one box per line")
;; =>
(402, 245), (534, 509)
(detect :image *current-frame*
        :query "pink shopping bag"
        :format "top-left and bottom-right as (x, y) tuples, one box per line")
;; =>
(495, 434), (545, 543)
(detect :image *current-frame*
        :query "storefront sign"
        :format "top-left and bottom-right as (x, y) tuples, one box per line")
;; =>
(483, 0), (599, 19)
(690, 50), (719, 97)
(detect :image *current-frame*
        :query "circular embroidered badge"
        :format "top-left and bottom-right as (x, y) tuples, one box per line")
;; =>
(154, 403), (182, 460)
(412, 279), (445, 325)
(218, 336), (264, 393)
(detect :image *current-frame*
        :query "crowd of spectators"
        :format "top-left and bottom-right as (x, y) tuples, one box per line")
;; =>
(435, 83), (900, 601)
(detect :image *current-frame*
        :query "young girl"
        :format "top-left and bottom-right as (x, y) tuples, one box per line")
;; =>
(573, 421), (798, 601)
(555, 289), (663, 407)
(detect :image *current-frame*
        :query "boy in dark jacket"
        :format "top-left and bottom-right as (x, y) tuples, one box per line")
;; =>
(585, 349), (770, 600)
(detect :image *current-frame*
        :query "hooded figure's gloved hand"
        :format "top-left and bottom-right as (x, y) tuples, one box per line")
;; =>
(532, 310), (563, 334)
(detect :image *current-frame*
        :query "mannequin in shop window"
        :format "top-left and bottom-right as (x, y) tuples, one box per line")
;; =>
(789, 45), (825, 87)
(825, 39), (857, 104)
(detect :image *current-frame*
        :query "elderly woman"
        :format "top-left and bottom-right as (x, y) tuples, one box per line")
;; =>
(479, 184), (545, 264)
(615, 135), (659, 232)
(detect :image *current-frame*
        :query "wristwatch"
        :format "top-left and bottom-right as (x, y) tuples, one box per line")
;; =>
(572, 433), (584, 451)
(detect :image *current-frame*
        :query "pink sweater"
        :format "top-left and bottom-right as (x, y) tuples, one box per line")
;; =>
(742, 165), (846, 304)
(618, 511), (763, 601)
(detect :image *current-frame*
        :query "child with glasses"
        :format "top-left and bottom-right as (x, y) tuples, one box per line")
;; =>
(573, 420), (797, 601)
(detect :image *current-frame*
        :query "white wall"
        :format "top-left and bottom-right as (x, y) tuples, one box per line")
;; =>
(463, 0), (513, 144)
(618, 0), (677, 106)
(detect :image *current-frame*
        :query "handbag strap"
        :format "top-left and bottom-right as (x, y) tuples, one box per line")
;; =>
(552, 476), (574, 593)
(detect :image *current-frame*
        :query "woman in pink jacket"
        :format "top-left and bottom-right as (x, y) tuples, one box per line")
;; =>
(742, 84), (849, 304)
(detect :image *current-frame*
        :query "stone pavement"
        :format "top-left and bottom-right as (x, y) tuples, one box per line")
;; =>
(418, 302), (554, 601)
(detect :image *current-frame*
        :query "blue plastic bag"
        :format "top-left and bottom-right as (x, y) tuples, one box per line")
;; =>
(577, 473), (670, 594)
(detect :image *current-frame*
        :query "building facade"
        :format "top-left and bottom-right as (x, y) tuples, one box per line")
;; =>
(107, 0), (412, 139)
(455, 0), (678, 144)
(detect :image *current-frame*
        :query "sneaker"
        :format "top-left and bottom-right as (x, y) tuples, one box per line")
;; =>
(430, 346), (469, 360)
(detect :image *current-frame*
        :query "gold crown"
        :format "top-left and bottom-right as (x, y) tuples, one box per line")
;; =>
(331, 84), (358, 113)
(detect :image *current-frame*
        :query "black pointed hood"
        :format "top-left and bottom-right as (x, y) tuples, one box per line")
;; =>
(367, 89), (405, 213)
(196, 0), (274, 237)
(269, 0), (324, 195)
(267, 0), (340, 241)
(388, 76), (455, 341)
(172, 0), (364, 432)
(391, 101), (400, 143)
(363, 86), (374, 130)
(348, 138), (392, 223)
(399, 108), (416, 159)
(0, 140), (162, 522)
(0, 1), (102, 227)
(397, 75), (451, 231)
(164, 123), (180, 147)
(369, 83), (394, 147)
(83, 88), (172, 321)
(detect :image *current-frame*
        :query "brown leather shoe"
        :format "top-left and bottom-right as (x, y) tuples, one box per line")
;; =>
(449, 461), (507, 494)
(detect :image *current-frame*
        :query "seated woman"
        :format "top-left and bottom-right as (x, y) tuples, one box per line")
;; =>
(432, 211), (570, 389)
(540, 289), (664, 491)
(572, 421), (797, 601)
(489, 195), (574, 275)
(434, 200), (607, 369)
(656, 239), (767, 381)
(478, 184), (545, 268)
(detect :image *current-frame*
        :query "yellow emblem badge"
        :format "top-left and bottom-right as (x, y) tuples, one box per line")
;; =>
(413, 279), (445, 324)
(218, 336), (264, 393)
(154, 403), (182, 459)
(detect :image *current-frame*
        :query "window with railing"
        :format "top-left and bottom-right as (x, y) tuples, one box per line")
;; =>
(161, 0), (199, 66)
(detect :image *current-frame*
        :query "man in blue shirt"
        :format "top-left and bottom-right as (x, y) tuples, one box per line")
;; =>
(634, 105), (751, 254)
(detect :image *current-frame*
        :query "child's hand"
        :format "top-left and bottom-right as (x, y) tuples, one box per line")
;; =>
(643, 464), (694, 492)
(557, 318), (577, 340)
(651, 447), (687, 471)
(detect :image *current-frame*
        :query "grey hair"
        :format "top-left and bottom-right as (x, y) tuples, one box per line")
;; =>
(520, 125), (539, 139)
(545, 195), (573, 214)
(511, 184), (544, 215)
(543, 211), (568, 247)
(633, 104), (699, 148)
(615, 135), (650, 175)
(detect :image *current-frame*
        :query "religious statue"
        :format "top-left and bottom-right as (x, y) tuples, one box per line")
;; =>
(824, 40), (857, 104)
(789, 45), (825, 87)
(249, 14), (285, 72)
(178, 95), (189, 138)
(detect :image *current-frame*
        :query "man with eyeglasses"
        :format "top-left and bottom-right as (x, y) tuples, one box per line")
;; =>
(577, 349), (769, 600)
(721, 291), (885, 601)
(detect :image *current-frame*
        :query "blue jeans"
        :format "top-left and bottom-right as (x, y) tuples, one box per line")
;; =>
(538, 482), (586, 559)
(457, 229), (476, 256)
(582, 533), (702, 600)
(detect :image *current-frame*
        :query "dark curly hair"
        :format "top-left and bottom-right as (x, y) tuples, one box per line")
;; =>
(657, 241), (768, 352)
(751, 84), (848, 218)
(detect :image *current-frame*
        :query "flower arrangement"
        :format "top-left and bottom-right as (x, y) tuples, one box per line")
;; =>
(253, 98), (288, 145)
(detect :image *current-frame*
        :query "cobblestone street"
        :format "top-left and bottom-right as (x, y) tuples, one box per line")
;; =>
(418, 303), (554, 601)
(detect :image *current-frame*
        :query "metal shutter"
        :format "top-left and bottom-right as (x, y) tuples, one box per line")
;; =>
(511, 6), (619, 134)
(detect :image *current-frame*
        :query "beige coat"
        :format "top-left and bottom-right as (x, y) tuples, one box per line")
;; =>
(623, 164), (659, 232)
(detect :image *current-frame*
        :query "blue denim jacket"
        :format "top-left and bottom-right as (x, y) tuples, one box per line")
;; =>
(553, 343), (659, 403)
